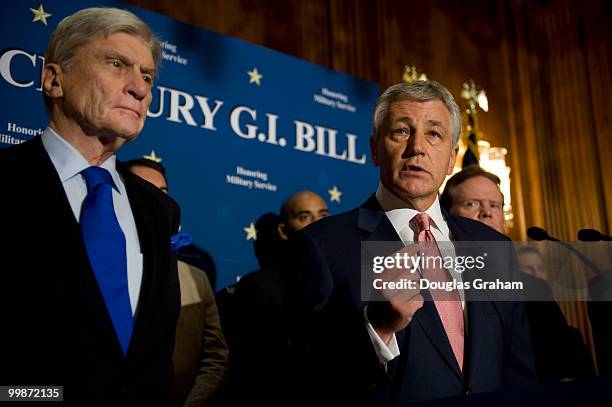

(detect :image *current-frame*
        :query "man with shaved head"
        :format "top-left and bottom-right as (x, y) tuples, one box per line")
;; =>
(218, 190), (328, 404)
(278, 191), (329, 240)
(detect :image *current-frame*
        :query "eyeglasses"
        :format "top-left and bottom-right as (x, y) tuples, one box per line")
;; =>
(457, 199), (503, 213)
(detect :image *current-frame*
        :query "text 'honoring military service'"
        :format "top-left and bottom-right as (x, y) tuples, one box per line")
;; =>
(226, 166), (277, 192)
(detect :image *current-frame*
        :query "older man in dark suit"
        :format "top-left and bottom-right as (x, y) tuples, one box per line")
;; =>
(286, 81), (536, 405)
(0, 8), (180, 406)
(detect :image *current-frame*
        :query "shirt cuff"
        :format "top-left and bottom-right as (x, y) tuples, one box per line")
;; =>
(364, 306), (400, 364)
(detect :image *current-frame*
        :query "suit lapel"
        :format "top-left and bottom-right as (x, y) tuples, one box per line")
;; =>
(358, 195), (408, 358)
(358, 195), (401, 243)
(29, 137), (121, 350)
(118, 166), (160, 356)
(413, 297), (464, 381)
(443, 210), (492, 383)
(463, 298), (486, 383)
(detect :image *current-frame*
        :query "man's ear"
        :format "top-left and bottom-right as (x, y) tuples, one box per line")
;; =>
(447, 144), (458, 175)
(277, 223), (289, 241)
(42, 63), (64, 99)
(370, 135), (379, 166)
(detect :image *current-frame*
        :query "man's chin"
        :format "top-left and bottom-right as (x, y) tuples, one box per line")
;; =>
(487, 222), (506, 234)
(97, 130), (138, 148)
(390, 186), (437, 203)
(114, 125), (142, 142)
(110, 117), (143, 139)
(394, 182), (434, 198)
(121, 132), (139, 143)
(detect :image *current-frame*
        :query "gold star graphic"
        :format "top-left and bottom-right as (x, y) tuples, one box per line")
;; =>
(30, 4), (52, 26)
(243, 223), (257, 241)
(247, 68), (263, 86)
(143, 150), (162, 163)
(328, 185), (342, 203)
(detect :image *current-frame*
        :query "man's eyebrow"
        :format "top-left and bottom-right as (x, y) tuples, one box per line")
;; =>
(294, 210), (313, 217)
(103, 51), (131, 64)
(391, 117), (414, 126)
(141, 65), (157, 78)
(427, 119), (446, 128)
(103, 51), (157, 78)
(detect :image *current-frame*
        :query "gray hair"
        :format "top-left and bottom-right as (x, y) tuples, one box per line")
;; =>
(45, 7), (161, 71)
(371, 81), (462, 145)
(43, 7), (161, 111)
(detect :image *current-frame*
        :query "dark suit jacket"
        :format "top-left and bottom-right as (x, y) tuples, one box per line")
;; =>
(520, 273), (594, 382)
(217, 264), (289, 405)
(0, 137), (181, 406)
(588, 270), (612, 376)
(286, 195), (536, 405)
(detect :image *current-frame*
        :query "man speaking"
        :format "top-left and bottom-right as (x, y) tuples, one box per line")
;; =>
(0, 8), (180, 406)
(286, 80), (536, 405)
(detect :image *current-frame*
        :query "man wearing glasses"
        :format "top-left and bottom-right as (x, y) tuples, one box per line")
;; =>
(441, 165), (505, 234)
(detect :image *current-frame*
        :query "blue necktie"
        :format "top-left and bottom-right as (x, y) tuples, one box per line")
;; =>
(80, 166), (132, 355)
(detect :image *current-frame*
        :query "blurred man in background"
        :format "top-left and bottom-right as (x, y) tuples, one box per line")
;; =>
(442, 166), (594, 382)
(218, 190), (328, 404)
(516, 245), (549, 283)
(440, 165), (505, 234)
(277, 191), (330, 240)
(127, 158), (229, 407)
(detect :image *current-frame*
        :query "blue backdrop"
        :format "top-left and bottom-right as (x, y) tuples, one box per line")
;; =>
(0, 0), (380, 289)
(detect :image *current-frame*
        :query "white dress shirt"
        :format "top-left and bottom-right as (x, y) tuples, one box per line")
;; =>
(41, 127), (143, 314)
(365, 183), (464, 365)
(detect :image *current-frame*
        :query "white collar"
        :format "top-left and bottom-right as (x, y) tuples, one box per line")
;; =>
(375, 182), (450, 239)
(41, 127), (123, 193)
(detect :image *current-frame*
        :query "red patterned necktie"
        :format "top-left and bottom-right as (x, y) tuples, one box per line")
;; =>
(412, 213), (464, 371)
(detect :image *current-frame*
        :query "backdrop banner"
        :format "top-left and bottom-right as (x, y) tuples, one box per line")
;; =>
(0, 0), (380, 288)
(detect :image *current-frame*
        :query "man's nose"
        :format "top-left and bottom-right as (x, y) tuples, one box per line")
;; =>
(479, 204), (493, 219)
(126, 69), (149, 100)
(404, 129), (426, 157)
